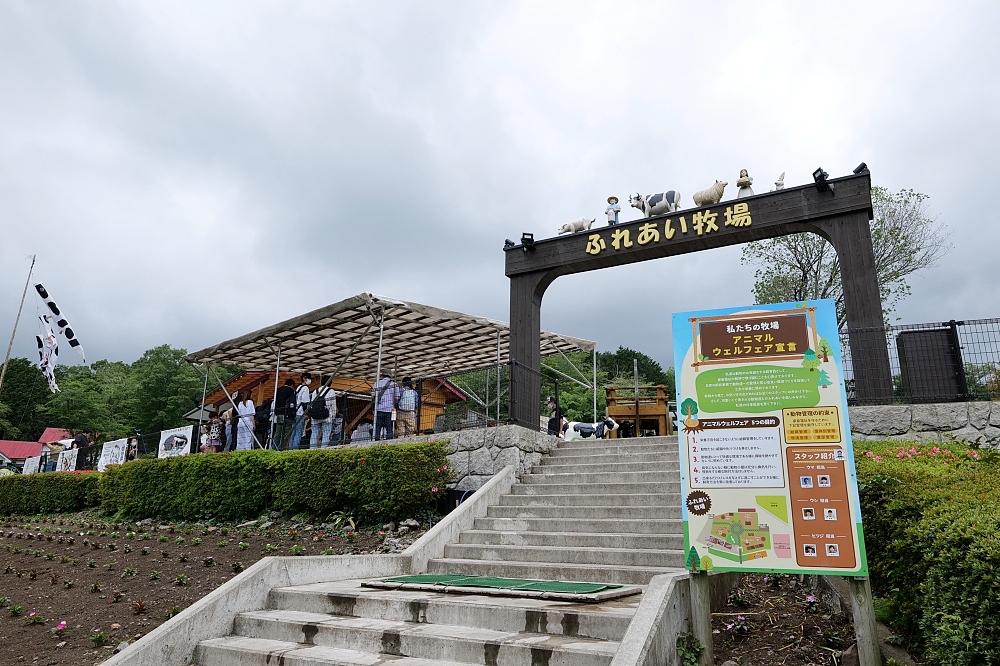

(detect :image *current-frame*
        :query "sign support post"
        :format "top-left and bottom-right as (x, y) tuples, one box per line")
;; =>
(848, 577), (881, 666)
(689, 571), (714, 666)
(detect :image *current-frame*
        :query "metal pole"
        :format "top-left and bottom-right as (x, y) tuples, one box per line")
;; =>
(593, 346), (597, 422)
(633, 358), (640, 438)
(269, 343), (281, 449)
(0, 255), (36, 397)
(496, 330), (501, 423)
(373, 309), (385, 438)
(196, 363), (209, 435)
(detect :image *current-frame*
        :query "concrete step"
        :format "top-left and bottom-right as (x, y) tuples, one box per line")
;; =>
(228, 609), (619, 666)
(549, 444), (678, 458)
(499, 493), (681, 507)
(266, 579), (638, 642)
(531, 461), (679, 474)
(521, 470), (676, 484)
(510, 481), (679, 496)
(473, 516), (684, 534)
(540, 451), (676, 465)
(458, 530), (685, 551)
(486, 504), (681, 519)
(196, 636), (477, 666)
(428, 558), (684, 586)
(443, 543), (685, 568)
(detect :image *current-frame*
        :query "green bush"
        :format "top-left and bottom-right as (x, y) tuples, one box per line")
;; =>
(271, 441), (451, 523)
(97, 441), (451, 524)
(856, 441), (1000, 665)
(0, 471), (100, 514)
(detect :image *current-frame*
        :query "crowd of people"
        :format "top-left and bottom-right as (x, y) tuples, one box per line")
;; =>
(199, 371), (421, 452)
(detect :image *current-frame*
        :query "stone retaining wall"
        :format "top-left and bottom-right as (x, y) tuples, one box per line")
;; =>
(359, 425), (561, 491)
(849, 401), (1000, 445)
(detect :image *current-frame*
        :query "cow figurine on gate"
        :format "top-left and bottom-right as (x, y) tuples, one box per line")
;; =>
(558, 217), (596, 235)
(561, 415), (619, 442)
(629, 191), (681, 217)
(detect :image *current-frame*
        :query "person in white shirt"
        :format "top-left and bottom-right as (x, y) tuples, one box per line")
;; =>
(308, 376), (337, 448)
(288, 373), (313, 450)
(396, 378), (419, 437)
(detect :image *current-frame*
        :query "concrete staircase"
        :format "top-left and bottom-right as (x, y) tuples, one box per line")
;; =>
(428, 436), (685, 586)
(193, 436), (684, 665)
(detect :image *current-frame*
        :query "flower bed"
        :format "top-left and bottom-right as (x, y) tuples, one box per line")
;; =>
(856, 440), (1000, 665)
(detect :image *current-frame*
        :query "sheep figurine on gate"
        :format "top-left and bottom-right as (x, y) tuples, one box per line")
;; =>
(629, 191), (681, 217)
(561, 415), (619, 442)
(692, 180), (728, 206)
(558, 217), (595, 235)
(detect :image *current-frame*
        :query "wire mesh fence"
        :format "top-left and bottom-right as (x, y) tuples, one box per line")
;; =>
(840, 318), (1000, 404)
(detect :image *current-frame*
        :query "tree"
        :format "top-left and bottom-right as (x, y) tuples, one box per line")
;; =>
(816, 369), (831, 388)
(0, 357), (53, 440)
(686, 546), (701, 572)
(131, 345), (203, 434)
(741, 187), (950, 327)
(801, 349), (820, 372)
(597, 347), (672, 389)
(817, 336), (833, 363)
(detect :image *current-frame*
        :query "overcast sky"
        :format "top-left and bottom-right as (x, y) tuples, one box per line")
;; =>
(1, 1), (997, 370)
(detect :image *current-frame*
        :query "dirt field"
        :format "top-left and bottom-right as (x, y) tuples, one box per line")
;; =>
(0, 511), (421, 666)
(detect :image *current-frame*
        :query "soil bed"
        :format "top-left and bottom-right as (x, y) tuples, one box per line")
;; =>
(0, 510), (423, 666)
(712, 573), (856, 665)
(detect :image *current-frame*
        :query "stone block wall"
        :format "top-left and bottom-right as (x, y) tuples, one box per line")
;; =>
(354, 425), (561, 491)
(849, 401), (1000, 446)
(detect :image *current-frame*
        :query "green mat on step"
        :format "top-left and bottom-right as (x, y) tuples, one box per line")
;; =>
(379, 574), (623, 594)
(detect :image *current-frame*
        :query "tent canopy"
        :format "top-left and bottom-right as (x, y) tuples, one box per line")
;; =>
(184, 293), (595, 380)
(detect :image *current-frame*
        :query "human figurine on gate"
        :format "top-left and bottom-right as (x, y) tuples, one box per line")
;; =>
(605, 196), (620, 225)
(736, 169), (754, 198)
(736, 169), (753, 199)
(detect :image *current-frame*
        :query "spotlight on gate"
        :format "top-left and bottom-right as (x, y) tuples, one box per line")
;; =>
(520, 233), (536, 252)
(504, 239), (516, 250)
(812, 167), (834, 193)
(853, 162), (869, 175)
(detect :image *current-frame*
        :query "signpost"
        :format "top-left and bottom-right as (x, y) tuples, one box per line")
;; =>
(673, 299), (878, 664)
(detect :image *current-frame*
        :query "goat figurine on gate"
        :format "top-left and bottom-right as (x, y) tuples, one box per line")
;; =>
(561, 415), (619, 442)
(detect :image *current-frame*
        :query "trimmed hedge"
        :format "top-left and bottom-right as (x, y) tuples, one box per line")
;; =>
(0, 441), (452, 526)
(0, 471), (101, 515)
(856, 441), (1000, 665)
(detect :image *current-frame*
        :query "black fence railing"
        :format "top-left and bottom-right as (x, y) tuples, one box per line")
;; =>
(840, 318), (1000, 404)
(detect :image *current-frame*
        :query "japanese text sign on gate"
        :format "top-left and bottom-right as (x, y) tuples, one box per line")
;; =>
(672, 299), (867, 576)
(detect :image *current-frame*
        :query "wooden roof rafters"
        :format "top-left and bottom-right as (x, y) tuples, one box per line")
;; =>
(185, 293), (595, 381)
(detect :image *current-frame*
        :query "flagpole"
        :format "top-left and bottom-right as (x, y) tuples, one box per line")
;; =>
(0, 255), (37, 398)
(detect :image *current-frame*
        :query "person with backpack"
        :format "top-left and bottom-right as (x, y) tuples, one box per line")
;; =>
(274, 378), (296, 449)
(288, 373), (313, 449)
(309, 375), (337, 448)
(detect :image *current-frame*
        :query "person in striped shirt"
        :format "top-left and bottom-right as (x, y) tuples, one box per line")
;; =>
(396, 378), (419, 437)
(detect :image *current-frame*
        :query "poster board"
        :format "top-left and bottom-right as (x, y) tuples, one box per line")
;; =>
(672, 299), (867, 576)
(158, 426), (194, 459)
(97, 438), (129, 472)
(22, 456), (40, 475)
(56, 449), (78, 473)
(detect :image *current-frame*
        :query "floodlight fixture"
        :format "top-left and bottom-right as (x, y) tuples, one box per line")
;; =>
(813, 167), (834, 193)
(521, 232), (536, 252)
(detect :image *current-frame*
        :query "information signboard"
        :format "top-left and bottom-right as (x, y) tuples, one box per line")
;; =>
(672, 299), (867, 575)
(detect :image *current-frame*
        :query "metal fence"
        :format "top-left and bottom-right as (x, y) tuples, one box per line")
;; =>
(840, 318), (1000, 404)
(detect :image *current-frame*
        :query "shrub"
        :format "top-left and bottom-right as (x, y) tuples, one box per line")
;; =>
(0, 472), (100, 515)
(857, 441), (1000, 664)
(98, 442), (450, 524)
